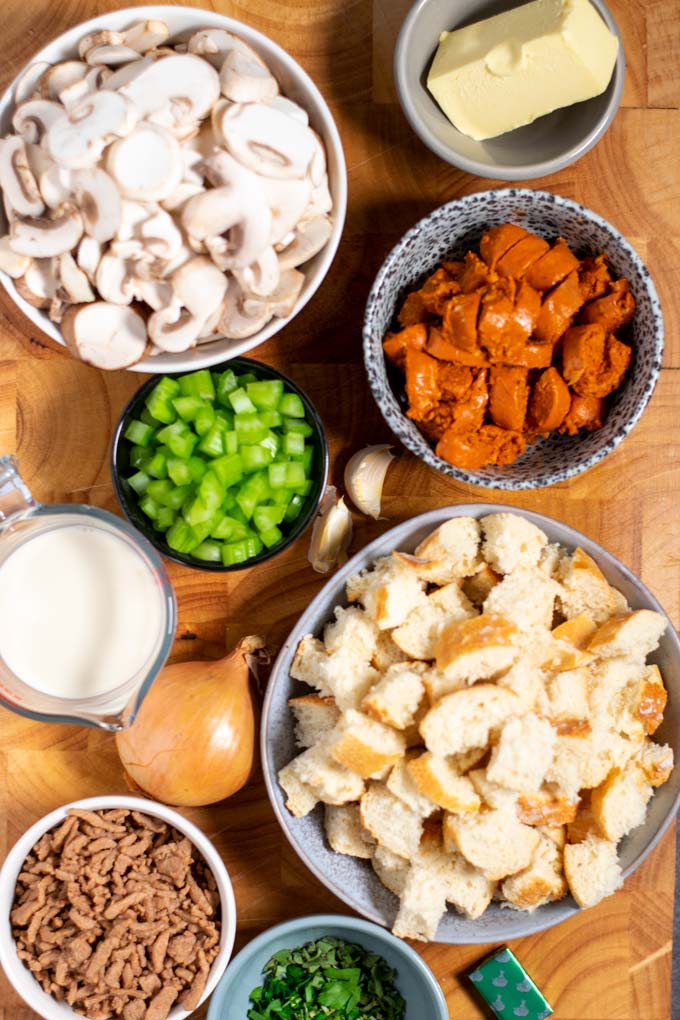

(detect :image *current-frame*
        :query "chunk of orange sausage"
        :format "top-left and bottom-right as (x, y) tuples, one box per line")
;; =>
(442, 291), (482, 351)
(559, 393), (606, 435)
(489, 367), (530, 431)
(526, 238), (580, 291)
(405, 348), (441, 420)
(561, 324), (606, 387)
(480, 223), (529, 269)
(573, 335), (632, 398)
(436, 424), (526, 469)
(496, 233), (550, 279)
(534, 270), (584, 345)
(426, 328), (489, 367)
(383, 324), (428, 370)
(529, 367), (571, 431)
(580, 278), (636, 333)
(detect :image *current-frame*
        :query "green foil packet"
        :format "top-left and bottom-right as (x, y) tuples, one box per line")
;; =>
(467, 946), (553, 1019)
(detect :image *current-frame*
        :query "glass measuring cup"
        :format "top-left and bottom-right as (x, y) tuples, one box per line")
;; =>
(0, 455), (176, 730)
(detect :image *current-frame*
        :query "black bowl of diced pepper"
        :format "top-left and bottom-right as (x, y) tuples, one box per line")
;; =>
(111, 357), (329, 571)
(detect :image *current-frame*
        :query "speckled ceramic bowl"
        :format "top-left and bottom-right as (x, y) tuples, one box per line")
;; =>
(394, 0), (625, 180)
(363, 189), (663, 490)
(260, 505), (680, 944)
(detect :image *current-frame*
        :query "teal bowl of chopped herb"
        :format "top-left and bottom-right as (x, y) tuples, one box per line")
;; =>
(206, 914), (448, 1020)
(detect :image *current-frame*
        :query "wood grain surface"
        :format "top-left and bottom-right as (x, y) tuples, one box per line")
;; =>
(0, 0), (679, 1018)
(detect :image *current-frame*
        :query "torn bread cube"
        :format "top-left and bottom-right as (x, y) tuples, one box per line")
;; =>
(563, 834), (623, 908)
(289, 695), (341, 748)
(278, 761), (319, 818)
(291, 746), (365, 805)
(483, 568), (560, 632)
(346, 555), (427, 629)
(434, 613), (519, 686)
(552, 614), (597, 649)
(372, 629), (409, 670)
(407, 751), (481, 814)
(372, 843), (410, 897)
(290, 635), (334, 695)
(539, 824), (567, 849)
(445, 853), (496, 919)
(462, 562), (501, 606)
(392, 582), (477, 659)
(362, 662), (425, 730)
(588, 656), (649, 737)
(324, 804), (376, 859)
(360, 782), (423, 859)
(530, 630), (593, 673)
(420, 683), (523, 756)
(516, 787), (579, 827)
(411, 515), (482, 584)
(501, 833), (566, 911)
(590, 765), (653, 843)
(587, 610), (667, 660)
(538, 542), (562, 577)
(481, 513), (548, 575)
(328, 709), (406, 779)
(450, 746), (489, 773)
(567, 795), (598, 844)
(546, 731), (613, 799)
(496, 658), (545, 711)
(392, 864), (448, 941)
(422, 666), (467, 703)
(291, 635), (378, 708)
(557, 547), (620, 624)
(536, 667), (590, 727)
(325, 661), (381, 713)
(323, 605), (379, 660)
(468, 769), (519, 812)
(633, 665), (667, 735)
(635, 740), (674, 787)
(386, 755), (438, 817)
(444, 808), (540, 880)
(486, 714), (556, 793)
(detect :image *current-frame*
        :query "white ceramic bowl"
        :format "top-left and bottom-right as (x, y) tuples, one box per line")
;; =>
(0, 795), (237, 1019)
(0, 6), (347, 373)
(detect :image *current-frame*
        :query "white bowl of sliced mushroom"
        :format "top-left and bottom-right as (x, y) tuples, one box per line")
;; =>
(0, 7), (346, 371)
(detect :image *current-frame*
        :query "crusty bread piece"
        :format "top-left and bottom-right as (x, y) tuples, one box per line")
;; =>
(483, 568), (560, 632)
(501, 833), (567, 910)
(360, 782), (423, 859)
(372, 844), (409, 897)
(392, 582), (477, 659)
(563, 833), (623, 908)
(567, 794), (597, 844)
(634, 665), (667, 735)
(292, 745), (365, 805)
(324, 804), (375, 859)
(587, 610), (667, 660)
(486, 713), (556, 792)
(481, 513), (548, 575)
(557, 547), (620, 625)
(346, 555), (427, 630)
(536, 667), (590, 725)
(289, 694), (341, 748)
(392, 864), (448, 941)
(590, 765), (653, 843)
(421, 667), (467, 703)
(546, 732), (612, 799)
(538, 542), (562, 577)
(552, 614), (597, 649)
(530, 630), (593, 673)
(278, 761), (319, 817)
(444, 808), (540, 881)
(468, 769), (518, 812)
(451, 747), (489, 773)
(362, 662), (425, 730)
(635, 740), (674, 787)
(290, 634), (378, 709)
(372, 630), (410, 671)
(323, 605), (379, 660)
(516, 787), (579, 827)
(434, 614), (519, 686)
(290, 635), (334, 695)
(386, 755), (438, 817)
(407, 751), (481, 814)
(445, 853), (496, 919)
(421, 683), (523, 756)
(411, 516), (482, 584)
(588, 656), (650, 743)
(539, 824), (567, 849)
(496, 658), (544, 711)
(462, 563), (501, 606)
(328, 709), (406, 779)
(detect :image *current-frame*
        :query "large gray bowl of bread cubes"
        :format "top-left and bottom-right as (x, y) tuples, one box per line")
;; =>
(261, 505), (680, 943)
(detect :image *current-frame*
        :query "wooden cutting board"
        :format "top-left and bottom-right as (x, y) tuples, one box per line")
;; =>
(0, 0), (678, 1017)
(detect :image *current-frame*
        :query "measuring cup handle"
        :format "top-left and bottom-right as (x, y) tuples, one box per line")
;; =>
(0, 455), (36, 525)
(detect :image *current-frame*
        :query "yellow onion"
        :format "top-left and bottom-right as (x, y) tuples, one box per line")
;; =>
(115, 635), (265, 807)
(343, 445), (394, 519)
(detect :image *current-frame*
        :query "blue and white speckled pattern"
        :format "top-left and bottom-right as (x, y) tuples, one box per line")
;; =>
(362, 190), (663, 490)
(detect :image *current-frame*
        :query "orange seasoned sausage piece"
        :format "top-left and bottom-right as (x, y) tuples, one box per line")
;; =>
(496, 234), (550, 279)
(573, 334), (632, 398)
(534, 270), (584, 345)
(442, 291), (482, 351)
(458, 252), (496, 293)
(559, 393), (606, 435)
(478, 278), (516, 347)
(397, 290), (430, 327)
(580, 278), (635, 333)
(526, 238), (580, 291)
(426, 327), (489, 367)
(436, 424), (526, 469)
(510, 279), (541, 343)
(405, 348), (441, 420)
(437, 363), (475, 402)
(489, 367), (530, 431)
(415, 368), (485, 443)
(511, 341), (554, 369)
(529, 367), (571, 431)
(561, 324), (606, 387)
(578, 254), (612, 303)
(417, 267), (462, 316)
(480, 223), (529, 269)
(383, 324), (428, 370)
(442, 260), (464, 278)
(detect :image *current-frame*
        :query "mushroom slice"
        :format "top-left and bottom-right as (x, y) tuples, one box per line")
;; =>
(171, 256), (227, 318)
(132, 276), (173, 310)
(106, 123), (182, 201)
(119, 54), (220, 126)
(102, 56), (153, 91)
(269, 268), (305, 317)
(116, 199), (153, 241)
(57, 251), (95, 303)
(76, 235), (102, 281)
(24, 142), (53, 181)
(0, 137), (44, 216)
(15, 257), (58, 307)
(267, 95), (309, 125)
(187, 28), (241, 69)
(305, 178), (333, 220)
(258, 176), (312, 246)
(218, 279), (271, 339)
(148, 302), (203, 353)
(77, 29), (124, 59)
(198, 299), (225, 340)
(182, 185), (271, 270)
(210, 97), (233, 146)
(0, 236), (31, 278)
(277, 216), (332, 270)
(122, 19), (170, 53)
(139, 208), (183, 260)
(14, 61), (51, 105)
(95, 253), (133, 304)
(309, 130), (328, 187)
(85, 44), (144, 67)
(233, 245), (279, 298)
(12, 99), (64, 144)
(72, 167), (121, 242)
(46, 91), (137, 169)
(40, 61), (89, 100)
(9, 205), (83, 257)
(219, 48), (278, 104)
(39, 164), (74, 209)
(220, 102), (316, 179)
(62, 301), (148, 369)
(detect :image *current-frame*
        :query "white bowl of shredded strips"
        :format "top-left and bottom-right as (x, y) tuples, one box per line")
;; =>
(0, 796), (236, 1020)
(0, 6), (347, 372)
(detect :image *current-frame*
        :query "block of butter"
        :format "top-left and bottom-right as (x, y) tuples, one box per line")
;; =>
(427, 0), (619, 140)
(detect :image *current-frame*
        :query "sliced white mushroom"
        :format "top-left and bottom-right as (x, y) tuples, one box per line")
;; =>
(14, 61), (51, 105)
(72, 166), (121, 242)
(268, 268), (305, 317)
(148, 302), (203, 352)
(0, 236), (31, 278)
(85, 44), (143, 67)
(9, 205), (83, 257)
(46, 91), (137, 169)
(309, 130), (328, 188)
(277, 215), (333, 270)
(121, 19), (169, 53)
(139, 207), (183, 260)
(102, 56), (153, 91)
(24, 142), (53, 181)
(106, 123), (182, 201)
(40, 62), (88, 101)
(119, 54), (220, 127)
(219, 48), (278, 104)
(132, 276), (173, 310)
(182, 184), (271, 270)
(0, 136), (44, 216)
(57, 251), (95, 303)
(39, 164), (74, 208)
(210, 97), (233, 146)
(233, 245), (279, 298)
(304, 178), (333, 220)
(267, 95), (309, 125)
(78, 30), (124, 59)
(258, 176), (312, 245)
(220, 102), (316, 179)
(156, 241), (192, 277)
(218, 279), (270, 338)
(49, 295), (67, 323)
(116, 199), (152, 241)
(15, 257), (58, 307)
(62, 301), (148, 369)
(59, 66), (111, 108)
(12, 99), (64, 144)
(171, 256), (227, 318)
(76, 235), (102, 281)
(198, 299), (225, 339)
(95, 253), (133, 304)
(145, 47), (177, 60)
(187, 28), (240, 69)
(181, 148), (204, 187)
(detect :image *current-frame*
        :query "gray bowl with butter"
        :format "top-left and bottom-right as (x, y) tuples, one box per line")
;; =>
(394, 0), (625, 180)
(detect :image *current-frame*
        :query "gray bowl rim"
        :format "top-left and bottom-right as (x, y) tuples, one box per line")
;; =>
(394, 0), (626, 180)
(206, 913), (448, 1018)
(260, 503), (680, 943)
(362, 188), (664, 490)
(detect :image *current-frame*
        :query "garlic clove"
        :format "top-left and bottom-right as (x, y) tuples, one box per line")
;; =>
(343, 444), (395, 519)
(307, 487), (353, 574)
